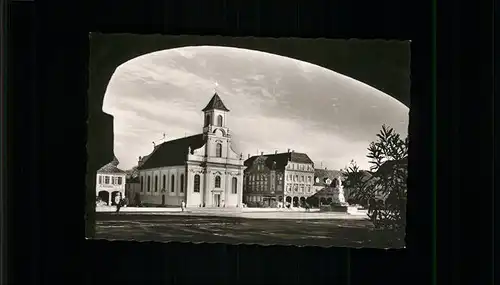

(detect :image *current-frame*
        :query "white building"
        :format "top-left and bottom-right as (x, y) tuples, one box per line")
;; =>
(96, 157), (127, 205)
(136, 92), (246, 208)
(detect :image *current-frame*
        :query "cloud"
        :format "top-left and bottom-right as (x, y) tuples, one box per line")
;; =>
(100, 45), (409, 171)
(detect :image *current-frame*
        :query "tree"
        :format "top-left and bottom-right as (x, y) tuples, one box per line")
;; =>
(344, 125), (408, 230)
(341, 160), (369, 206)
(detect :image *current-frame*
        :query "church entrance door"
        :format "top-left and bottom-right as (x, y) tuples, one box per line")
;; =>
(214, 194), (221, 207)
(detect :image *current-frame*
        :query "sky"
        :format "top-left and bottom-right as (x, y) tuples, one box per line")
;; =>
(103, 45), (409, 171)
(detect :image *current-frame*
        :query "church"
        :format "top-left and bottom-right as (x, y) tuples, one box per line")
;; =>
(136, 92), (246, 208)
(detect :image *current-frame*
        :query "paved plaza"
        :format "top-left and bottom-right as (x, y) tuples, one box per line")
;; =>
(94, 212), (405, 248)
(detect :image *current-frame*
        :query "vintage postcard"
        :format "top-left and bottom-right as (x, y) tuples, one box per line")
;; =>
(86, 34), (410, 248)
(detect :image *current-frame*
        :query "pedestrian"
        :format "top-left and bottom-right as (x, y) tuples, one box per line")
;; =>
(181, 200), (185, 212)
(115, 194), (122, 213)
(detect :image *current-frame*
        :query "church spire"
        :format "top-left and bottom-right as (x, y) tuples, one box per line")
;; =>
(202, 92), (230, 112)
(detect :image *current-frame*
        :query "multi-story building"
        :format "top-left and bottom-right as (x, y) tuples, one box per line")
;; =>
(136, 92), (245, 208)
(96, 157), (127, 205)
(243, 150), (315, 207)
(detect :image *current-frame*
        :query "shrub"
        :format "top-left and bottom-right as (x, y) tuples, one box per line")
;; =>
(343, 125), (408, 230)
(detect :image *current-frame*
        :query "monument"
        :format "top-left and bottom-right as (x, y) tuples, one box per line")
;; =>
(330, 177), (352, 212)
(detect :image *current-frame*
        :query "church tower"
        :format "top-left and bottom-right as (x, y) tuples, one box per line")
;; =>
(195, 91), (243, 208)
(201, 92), (231, 158)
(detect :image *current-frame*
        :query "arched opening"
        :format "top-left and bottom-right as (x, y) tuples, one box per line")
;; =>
(299, 197), (306, 207)
(97, 191), (110, 205)
(217, 115), (223, 126)
(215, 176), (221, 188)
(194, 175), (200, 192)
(216, 143), (222, 157)
(111, 191), (122, 206)
(205, 114), (212, 126)
(99, 47), (409, 213)
(292, 197), (299, 207)
(285, 196), (292, 204)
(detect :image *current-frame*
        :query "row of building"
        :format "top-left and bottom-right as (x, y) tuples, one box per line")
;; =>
(95, 92), (347, 208)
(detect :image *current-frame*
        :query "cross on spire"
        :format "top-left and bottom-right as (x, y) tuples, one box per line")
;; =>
(214, 81), (219, 93)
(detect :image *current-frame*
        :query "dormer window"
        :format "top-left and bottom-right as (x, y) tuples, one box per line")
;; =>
(325, 178), (332, 185)
(315, 177), (320, 183)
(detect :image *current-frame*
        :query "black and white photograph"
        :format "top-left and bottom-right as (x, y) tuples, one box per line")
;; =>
(87, 34), (410, 248)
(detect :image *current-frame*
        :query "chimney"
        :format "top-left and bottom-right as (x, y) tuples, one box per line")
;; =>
(248, 154), (250, 159)
(261, 151), (264, 156)
(275, 150), (278, 154)
(287, 148), (290, 153)
(291, 150), (295, 153)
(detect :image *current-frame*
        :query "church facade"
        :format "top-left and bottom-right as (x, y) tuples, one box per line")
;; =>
(136, 93), (245, 208)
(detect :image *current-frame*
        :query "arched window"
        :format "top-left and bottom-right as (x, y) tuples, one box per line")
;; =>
(154, 176), (158, 192)
(140, 176), (144, 192)
(205, 114), (212, 126)
(171, 175), (175, 192)
(215, 176), (221, 188)
(147, 176), (151, 192)
(180, 174), (184, 193)
(216, 143), (222, 157)
(232, 177), (238, 194)
(194, 175), (200, 193)
(217, 115), (223, 126)
(162, 175), (166, 190)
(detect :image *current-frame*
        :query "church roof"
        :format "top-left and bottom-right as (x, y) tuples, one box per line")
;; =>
(137, 134), (206, 170)
(97, 161), (126, 174)
(202, 93), (230, 112)
(244, 152), (314, 170)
